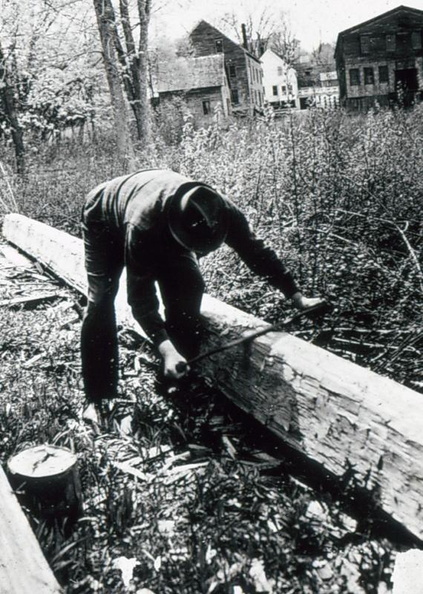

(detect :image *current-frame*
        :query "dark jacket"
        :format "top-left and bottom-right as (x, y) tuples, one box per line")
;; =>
(83, 169), (299, 344)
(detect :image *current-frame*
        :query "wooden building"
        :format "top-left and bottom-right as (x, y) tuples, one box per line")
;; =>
(153, 54), (231, 127)
(335, 5), (423, 110)
(189, 20), (264, 115)
(261, 49), (299, 109)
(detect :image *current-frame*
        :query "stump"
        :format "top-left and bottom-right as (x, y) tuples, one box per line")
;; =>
(7, 445), (82, 530)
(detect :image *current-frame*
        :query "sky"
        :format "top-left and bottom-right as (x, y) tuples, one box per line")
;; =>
(151, 0), (423, 51)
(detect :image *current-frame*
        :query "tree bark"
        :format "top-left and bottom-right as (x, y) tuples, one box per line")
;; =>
(136, 0), (151, 143)
(112, 0), (151, 144)
(92, 0), (134, 167)
(0, 42), (25, 174)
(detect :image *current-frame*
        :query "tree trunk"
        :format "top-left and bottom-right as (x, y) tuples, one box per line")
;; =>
(0, 42), (25, 174)
(136, 0), (151, 143)
(114, 0), (150, 144)
(92, 0), (134, 167)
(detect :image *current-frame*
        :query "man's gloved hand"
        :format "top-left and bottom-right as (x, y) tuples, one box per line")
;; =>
(158, 339), (189, 379)
(291, 292), (327, 311)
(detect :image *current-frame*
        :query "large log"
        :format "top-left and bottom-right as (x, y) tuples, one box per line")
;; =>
(0, 466), (62, 593)
(3, 213), (423, 540)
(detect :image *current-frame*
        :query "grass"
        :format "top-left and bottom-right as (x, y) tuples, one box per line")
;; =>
(0, 238), (403, 593)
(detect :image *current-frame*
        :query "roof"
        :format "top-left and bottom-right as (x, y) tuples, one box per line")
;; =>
(155, 54), (226, 93)
(190, 20), (262, 64)
(335, 5), (423, 55)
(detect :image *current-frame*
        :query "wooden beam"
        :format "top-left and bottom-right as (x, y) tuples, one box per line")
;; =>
(0, 467), (62, 593)
(3, 213), (423, 541)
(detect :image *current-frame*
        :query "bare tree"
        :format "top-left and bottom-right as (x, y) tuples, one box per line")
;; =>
(268, 22), (301, 66)
(92, 0), (134, 163)
(218, 7), (275, 57)
(92, 0), (152, 146)
(115, 0), (151, 143)
(310, 42), (336, 72)
(217, 7), (300, 62)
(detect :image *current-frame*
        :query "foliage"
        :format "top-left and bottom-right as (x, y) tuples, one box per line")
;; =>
(0, 0), (101, 144)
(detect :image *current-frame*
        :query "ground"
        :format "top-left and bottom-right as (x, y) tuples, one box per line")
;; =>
(0, 238), (405, 594)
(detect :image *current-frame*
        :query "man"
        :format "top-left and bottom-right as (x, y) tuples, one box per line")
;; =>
(81, 169), (323, 422)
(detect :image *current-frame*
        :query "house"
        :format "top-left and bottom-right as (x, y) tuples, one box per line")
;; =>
(189, 20), (264, 114)
(335, 5), (423, 110)
(297, 71), (340, 109)
(153, 54), (231, 126)
(261, 48), (299, 109)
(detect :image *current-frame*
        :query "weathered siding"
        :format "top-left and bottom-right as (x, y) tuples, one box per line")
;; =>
(190, 20), (263, 112)
(159, 87), (229, 127)
(336, 6), (423, 109)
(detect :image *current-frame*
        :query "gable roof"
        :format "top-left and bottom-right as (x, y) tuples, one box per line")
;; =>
(155, 54), (226, 93)
(190, 20), (261, 63)
(335, 5), (423, 55)
(260, 48), (287, 64)
(337, 5), (423, 37)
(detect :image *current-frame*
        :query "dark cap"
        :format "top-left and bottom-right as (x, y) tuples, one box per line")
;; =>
(167, 186), (229, 253)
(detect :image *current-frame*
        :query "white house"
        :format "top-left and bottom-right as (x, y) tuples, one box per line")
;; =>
(261, 48), (298, 109)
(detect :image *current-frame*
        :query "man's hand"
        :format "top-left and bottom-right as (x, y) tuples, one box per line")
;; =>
(291, 292), (326, 311)
(158, 339), (189, 379)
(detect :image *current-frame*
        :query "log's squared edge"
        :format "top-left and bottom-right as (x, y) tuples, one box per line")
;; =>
(3, 213), (87, 294)
(198, 296), (423, 538)
(0, 467), (62, 594)
(3, 213), (423, 541)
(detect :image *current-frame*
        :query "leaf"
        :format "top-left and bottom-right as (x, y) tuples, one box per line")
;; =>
(113, 556), (139, 588)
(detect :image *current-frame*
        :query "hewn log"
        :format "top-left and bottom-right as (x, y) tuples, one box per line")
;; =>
(3, 213), (423, 540)
(0, 466), (62, 593)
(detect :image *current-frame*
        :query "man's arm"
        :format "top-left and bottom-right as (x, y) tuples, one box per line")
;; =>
(224, 202), (319, 309)
(125, 225), (188, 378)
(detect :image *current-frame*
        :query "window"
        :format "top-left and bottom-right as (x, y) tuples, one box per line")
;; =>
(277, 66), (283, 76)
(411, 31), (422, 50)
(360, 35), (370, 54)
(386, 34), (395, 52)
(228, 64), (236, 78)
(379, 65), (389, 83)
(202, 100), (211, 115)
(396, 32), (410, 52)
(281, 85), (286, 93)
(215, 39), (223, 53)
(288, 84), (293, 92)
(349, 68), (360, 86)
(272, 85), (278, 96)
(364, 67), (374, 85)
(231, 89), (239, 104)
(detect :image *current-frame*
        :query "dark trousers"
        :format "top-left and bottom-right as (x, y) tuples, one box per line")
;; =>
(81, 223), (205, 404)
